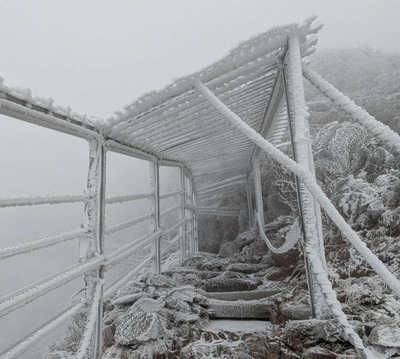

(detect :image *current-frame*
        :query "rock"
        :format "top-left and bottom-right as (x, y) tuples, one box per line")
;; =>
(265, 266), (294, 281)
(145, 273), (173, 287)
(369, 323), (400, 347)
(208, 299), (272, 319)
(302, 347), (336, 359)
(102, 324), (115, 349)
(280, 303), (312, 321)
(115, 309), (170, 345)
(203, 276), (258, 292)
(282, 320), (345, 353)
(219, 241), (240, 257)
(226, 263), (267, 274)
(116, 280), (145, 297)
(111, 292), (148, 305)
(205, 289), (280, 301)
(165, 294), (192, 313)
(236, 333), (280, 359)
(131, 297), (165, 313)
(271, 248), (300, 268)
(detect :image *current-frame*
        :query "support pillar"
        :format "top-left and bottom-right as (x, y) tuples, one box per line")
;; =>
(252, 156), (264, 229)
(191, 179), (199, 252)
(150, 161), (161, 274)
(80, 138), (106, 358)
(179, 167), (187, 261)
(246, 173), (254, 228)
(283, 34), (329, 319)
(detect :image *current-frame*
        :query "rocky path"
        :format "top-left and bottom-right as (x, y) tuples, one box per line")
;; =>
(97, 252), (367, 359)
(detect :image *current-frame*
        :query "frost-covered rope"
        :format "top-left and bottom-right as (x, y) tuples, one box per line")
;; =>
(256, 212), (300, 254)
(306, 246), (373, 359)
(194, 79), (400, 298)
(303, 65), (400, 153)
(75, 280), (104, 359)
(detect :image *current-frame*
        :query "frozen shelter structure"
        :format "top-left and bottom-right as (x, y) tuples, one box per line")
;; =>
(0, 16), (400, 359)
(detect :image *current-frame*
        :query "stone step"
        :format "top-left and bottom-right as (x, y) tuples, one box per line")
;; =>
(208, 299), (273, 319)
(205, 289), (279, 301)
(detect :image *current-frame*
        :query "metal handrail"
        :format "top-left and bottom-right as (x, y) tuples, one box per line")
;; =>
(0, 194), (88, 208)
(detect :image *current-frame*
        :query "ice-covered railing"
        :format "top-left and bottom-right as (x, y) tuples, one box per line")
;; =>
(0, 113), (198, 358)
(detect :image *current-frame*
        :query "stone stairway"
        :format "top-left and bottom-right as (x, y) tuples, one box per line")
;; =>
(205, 289), (278, 319)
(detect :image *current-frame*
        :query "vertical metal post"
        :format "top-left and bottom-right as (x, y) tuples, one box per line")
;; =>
(191, 178), (198, 252)
(283, 34), (329, 319)
(246, 173), (254, 228)
(80, 138), (106, 358)
(179, 167), (187, 261)
(252, 155), (265, 229)
(150, 161), (161, 274)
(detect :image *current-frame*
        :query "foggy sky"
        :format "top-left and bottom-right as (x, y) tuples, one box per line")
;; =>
(0, 0), (398, 118)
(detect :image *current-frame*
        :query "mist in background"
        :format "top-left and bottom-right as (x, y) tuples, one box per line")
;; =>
(0, 0), (399, 356)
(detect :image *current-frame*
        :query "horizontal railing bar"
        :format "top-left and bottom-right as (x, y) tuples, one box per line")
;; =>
(160, 190), (182, 200)
(0, 98), (99, 141)
(197, 175), (246, 192)
(105, 139), (183, 168)
(196, 206), (240, 212)
(197, 181), (246, 196)
(0, 301), (85, 359)
(0, 229), (88, 261)
(0, 194), (88, 208)
(104, 255), (152, 299)
(0, 256), (104, 319)
(104, 214), (154, 235)
(105, 193), (152, 204)
(160, 233), (181, 255)
(160, 204), (181, 217)
(196, 209), (241, 217)
(107, 230), (162, 266)
(163, 219), (187, 236)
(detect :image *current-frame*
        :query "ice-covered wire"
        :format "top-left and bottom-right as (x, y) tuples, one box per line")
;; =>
(256, 212), (300, 254)
(303, 65), (400, 153)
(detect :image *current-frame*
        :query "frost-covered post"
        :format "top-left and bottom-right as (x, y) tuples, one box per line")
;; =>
(149, 161), (161, 274)
(283, 34), (329, 319)
(246, 173), (254, 228)
(179, 167), (187, 261)
(252, 155), (265, 230)
(79, 138), (106, 358)
(191, 178), (199, 252)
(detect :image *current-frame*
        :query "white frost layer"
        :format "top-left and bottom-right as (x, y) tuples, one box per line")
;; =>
(303, 65), (400, 153)
(105, 193), (152, 204)
(205, 320), (271, 333)
(0, 193), (88, 208)
(0, 228), (87, 261)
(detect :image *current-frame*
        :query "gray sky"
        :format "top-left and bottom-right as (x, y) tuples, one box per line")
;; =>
(0, 0), (399, 118)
